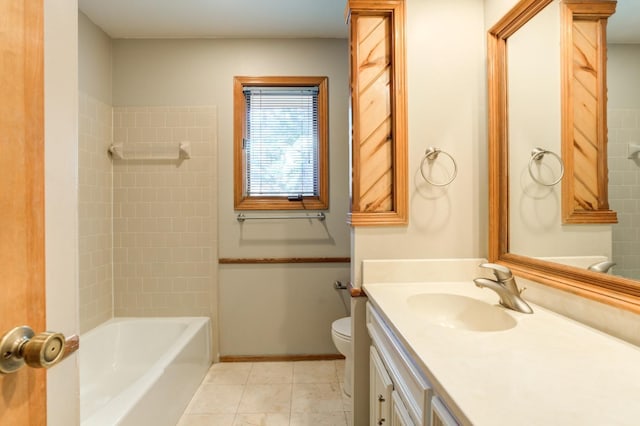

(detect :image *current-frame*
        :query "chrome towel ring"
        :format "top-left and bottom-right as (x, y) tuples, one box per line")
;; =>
(528, 147), (564, 186)
(420, 147), (457, 187)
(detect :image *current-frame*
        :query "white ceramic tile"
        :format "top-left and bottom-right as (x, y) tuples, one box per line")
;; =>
(179, 414), (235, 426)
(334, 360), (345, 383)
(247, 362), (293, 384)
(289, 412), (348, 426)
(178, 361), (353, 425)
(232, 413), (290, 426)
(608, 108), (640, 281)
(112, 105), (217, 317)
(187, 384), (244, 414)
(78, 92), (113, 333)
(236, 384), (292, 414)
(291, 383), (344, 413)
(293, 361), (337, 384)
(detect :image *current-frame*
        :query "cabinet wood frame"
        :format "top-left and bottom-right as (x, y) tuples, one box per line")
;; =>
(560, 0), (617, 223)
(346, 0), (408, 226)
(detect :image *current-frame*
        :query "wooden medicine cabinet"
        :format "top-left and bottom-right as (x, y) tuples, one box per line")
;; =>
(346, 0), (408, 226)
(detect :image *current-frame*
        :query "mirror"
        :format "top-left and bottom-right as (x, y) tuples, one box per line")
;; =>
(507, 1), (613, 266)
(607, 0), (640, 281)
(488, 0), (640, 313)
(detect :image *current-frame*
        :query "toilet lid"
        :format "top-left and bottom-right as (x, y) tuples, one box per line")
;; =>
(332, 317), (351, 338)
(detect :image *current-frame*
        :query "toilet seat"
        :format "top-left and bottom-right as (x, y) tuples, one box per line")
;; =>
(332, 317), (351, 339)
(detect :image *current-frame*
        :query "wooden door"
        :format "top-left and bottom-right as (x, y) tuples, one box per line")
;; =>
(0, 0), (47, 424)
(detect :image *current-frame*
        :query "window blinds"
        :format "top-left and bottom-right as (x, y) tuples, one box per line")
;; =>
(243, 86), (320, 197)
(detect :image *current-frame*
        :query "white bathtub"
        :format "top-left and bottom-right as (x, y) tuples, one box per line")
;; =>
(80, 317), (212, 426)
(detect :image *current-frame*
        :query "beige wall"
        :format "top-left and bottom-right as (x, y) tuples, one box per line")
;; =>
(78, 12), (113, 333)
(352, 0), (488, 285)
(45, 1), (80, 424)
(507, 0), (611, 259)
(112, 38), (350, 356)
(608, 44), (640, 279)
(78, 12), (112, 104)
(609, 44), (640, 109)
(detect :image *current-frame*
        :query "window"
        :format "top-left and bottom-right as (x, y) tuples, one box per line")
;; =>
(234, 76), (328, 210)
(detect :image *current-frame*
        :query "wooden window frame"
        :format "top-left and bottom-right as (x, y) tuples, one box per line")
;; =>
(233, 76), (329, 211)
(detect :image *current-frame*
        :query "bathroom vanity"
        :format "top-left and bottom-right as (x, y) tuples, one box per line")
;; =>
(362, 260), (640, 425)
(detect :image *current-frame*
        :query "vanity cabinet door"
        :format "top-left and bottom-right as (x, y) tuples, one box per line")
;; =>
(370, 346), (393, 426)
(367, 302), (433, 424)
(430, 396), (459, 426)
(391, 390), (416, 426)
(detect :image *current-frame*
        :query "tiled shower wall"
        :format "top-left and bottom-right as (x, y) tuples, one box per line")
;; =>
(79, 93), (113, 333)
(112, 106), (217, 316)
(609, 108), (640, 280)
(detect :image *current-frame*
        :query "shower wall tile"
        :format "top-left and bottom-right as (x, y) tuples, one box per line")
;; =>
(79, 92), (113, 333)
(608, 108), (640, 279)
(112, 106), (217, 317)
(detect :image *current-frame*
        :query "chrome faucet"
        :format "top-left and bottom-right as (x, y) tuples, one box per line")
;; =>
(587, 260), (616, 274)
(473, 263), (533, 314)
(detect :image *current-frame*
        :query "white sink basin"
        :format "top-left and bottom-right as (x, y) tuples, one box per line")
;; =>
(407, 293), (517, 332)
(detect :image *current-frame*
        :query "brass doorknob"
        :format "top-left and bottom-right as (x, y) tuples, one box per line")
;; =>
(22, 331), (65, 369)
(0, 326), (69, 374)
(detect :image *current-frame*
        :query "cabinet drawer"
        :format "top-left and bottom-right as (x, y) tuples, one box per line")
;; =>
(367, 302), (432, 425)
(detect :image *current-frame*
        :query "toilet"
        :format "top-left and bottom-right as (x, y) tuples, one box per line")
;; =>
(331, 316), (352, 396)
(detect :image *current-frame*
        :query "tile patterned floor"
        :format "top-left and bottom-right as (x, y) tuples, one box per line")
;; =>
(178, 360), (352, 426)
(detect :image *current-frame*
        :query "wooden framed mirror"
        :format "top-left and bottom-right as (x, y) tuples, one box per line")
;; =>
(488, 0), (640, 313)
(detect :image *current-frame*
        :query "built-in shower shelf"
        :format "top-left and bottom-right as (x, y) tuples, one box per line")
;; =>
(108, 142), (191, 160)
(628, 143), (640, 159)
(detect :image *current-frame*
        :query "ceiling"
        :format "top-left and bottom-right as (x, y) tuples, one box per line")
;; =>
(608, 0), (640, 44)
(78, 0), (348, 39)
(79, 0), (637, 42)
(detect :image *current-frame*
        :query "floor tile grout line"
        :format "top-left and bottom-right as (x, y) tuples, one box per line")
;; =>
(178, 360), (352, 425)
(232, 362), (253, 424)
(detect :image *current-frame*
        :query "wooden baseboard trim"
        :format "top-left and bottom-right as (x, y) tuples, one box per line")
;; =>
(219, 354), (345, 363)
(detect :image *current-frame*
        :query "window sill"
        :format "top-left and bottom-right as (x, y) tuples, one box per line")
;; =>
(234, 197), (328, 211)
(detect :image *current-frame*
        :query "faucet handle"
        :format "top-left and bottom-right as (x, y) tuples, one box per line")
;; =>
(587, 261), (616, 273)
(479, 263), (513, 281)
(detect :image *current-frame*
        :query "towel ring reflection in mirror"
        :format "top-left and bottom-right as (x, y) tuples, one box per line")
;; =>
(420, 147), (457, 187)
(528, 147), (564, 187)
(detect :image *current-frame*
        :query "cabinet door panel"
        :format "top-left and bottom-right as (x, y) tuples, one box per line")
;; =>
(370, 346), (393, 426)
(391, 390), (416, 426)
(431, 396), (459, 426)
(367, 302), (432, 424)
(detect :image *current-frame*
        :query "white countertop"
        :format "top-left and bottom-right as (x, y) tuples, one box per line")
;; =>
(364, 281), (640, 425)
